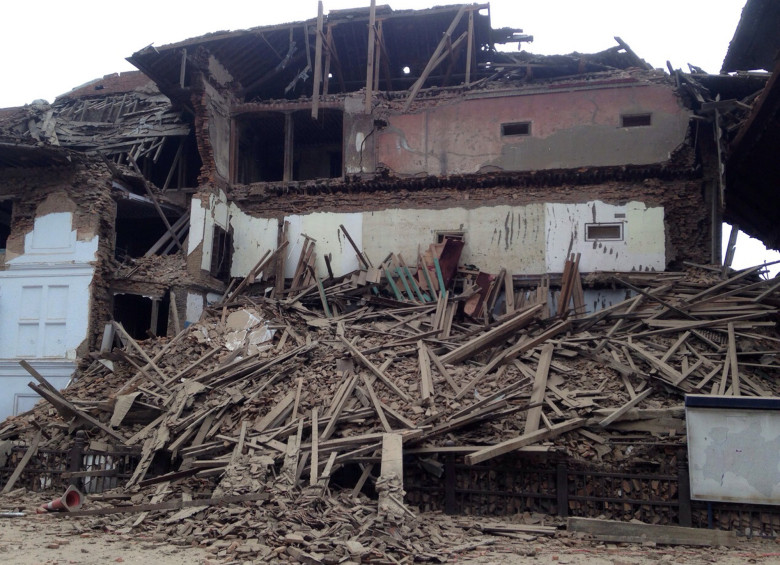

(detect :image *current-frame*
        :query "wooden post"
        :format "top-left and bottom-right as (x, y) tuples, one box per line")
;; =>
(283, 112), (294, 181)
(179, 48), (187, 88)
(67, 431), (87, 489)
(722, 223), (738, 276)
(149, 298), (160, 337)
(229, 118), (239, 184)
(678, 451), (692, 527)
(444, 452), (457, 514)
(169, 291), (181, 335)
(311, 1), (324, 120)
(365, 0), (377, 114)
(323, 26), (332, 96)
(465, 9), (474, 85)
(556, 459), (569, 517)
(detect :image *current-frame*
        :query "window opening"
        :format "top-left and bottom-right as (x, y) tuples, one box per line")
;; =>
(113, 292), (170, 340)
(501, 122), (531, 137)
(585, 223), (623, 241)
(621, 114), (652, 128)
(114, 200), (182, 260)
(435, 230), (465, 244)
(235, 109), (343, 183)
(210, 225), (233, 282)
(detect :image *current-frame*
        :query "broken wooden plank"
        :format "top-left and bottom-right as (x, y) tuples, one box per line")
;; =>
(440, 304), (543, 365)
(567, 517), (737, 547)
(418, 340), (433, 402)
(2, 431), (41, 493)
(598, 388), (652, 427)
(465, 418), (584, 465)
(339, 337), (411, 401)
(525, 343), (553, 435)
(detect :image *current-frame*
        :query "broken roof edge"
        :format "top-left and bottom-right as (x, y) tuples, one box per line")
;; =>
(128, 3), (491, 60)
(55, 71), (158, 102)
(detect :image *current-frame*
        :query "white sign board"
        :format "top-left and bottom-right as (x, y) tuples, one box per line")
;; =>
(686, 395), (780, 505)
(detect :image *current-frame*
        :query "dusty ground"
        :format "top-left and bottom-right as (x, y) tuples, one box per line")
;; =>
(2, 511), (780, 565)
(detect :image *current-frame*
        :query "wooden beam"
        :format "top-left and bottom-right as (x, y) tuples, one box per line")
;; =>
(127, 156), (182, 251)
(524, 343), (553, 434)
(598, 388), (652, 428)
(728, 322), (740, 396)
(466, 419), (584, 465)
(339, 337), (411, 401)
(283, 112), (294, 181)
(365, 0), (377, 114)
(361, 373), (392, 433)
(567, 517), (737, 547)
(441, 304), (543, 365)
(465, 8), (474, 85)
(311, 1), (324, 120)
(418, 340), (433, 401)
(403, 6), (467, 112)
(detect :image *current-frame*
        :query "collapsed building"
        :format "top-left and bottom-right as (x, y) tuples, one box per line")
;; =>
(2, 2), (769, 417)
(0, 1), (778, 555)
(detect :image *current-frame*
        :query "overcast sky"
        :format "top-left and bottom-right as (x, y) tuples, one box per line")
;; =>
(1, 0), (777, 271)
(0, 0), (748, 108)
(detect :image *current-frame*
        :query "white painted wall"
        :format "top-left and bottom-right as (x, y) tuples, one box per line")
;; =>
(544, 201), (665, 273)
(0, 212), (97, 420)
(0, 360), (73, 419)
(190, 197), (665, 279)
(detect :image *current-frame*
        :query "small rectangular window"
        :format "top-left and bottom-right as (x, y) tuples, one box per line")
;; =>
(435, 230), (465, 244)
(621, 113), (652, 128)
(585, 223), (623, 241)
(501, 122), (531, 137)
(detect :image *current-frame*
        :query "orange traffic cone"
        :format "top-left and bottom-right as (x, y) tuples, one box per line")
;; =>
(36, 485), (84, 513)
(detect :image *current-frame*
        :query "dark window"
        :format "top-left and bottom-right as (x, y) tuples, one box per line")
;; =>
(585, 223), (623, 241)
(0, 200), (11, 251)
(501, 122), (531, 137)
(210, 225), (232, 281)
(235, 109), (343, 183)
(621, 114), (652, 128)
(113, 292), (169, 340)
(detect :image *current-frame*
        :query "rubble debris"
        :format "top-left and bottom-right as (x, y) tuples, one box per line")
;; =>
(0, 231), (777, 559)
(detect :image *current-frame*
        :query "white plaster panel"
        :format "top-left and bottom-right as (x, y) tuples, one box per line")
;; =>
(583, 289), (634, 315)
(284, 213), (363, 278)
(198, 190), (230, 272)
(0, 360), (74, 421)
(0, 211), (95, 367)
(185, 292), (204, 323)
(362, 205), (546, 274)
(228, 203), (277, 277)
(0, 266), (94, 360)
(10, 212), (97, 265)
(544, 201), (665, 273)
(188, 197), (207, 254)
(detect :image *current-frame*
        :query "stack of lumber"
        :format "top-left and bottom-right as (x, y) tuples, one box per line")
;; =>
(1, 246), (779, 560)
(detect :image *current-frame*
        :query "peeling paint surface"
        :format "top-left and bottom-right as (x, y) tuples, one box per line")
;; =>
(207, 200), (663, 278)
(0, 212), (97, 419)
(375, 84), (690, 176)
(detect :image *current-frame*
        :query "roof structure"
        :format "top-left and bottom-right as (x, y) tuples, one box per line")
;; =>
(722, 0), (780, 73)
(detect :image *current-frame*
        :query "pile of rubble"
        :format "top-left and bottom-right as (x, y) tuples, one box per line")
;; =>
(1, 236), (779, 561)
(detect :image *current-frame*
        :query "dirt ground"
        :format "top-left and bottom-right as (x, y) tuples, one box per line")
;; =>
(2, 511), (780, 565)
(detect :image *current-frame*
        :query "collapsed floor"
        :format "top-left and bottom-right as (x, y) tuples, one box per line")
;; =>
(0, 238), (779, 562)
